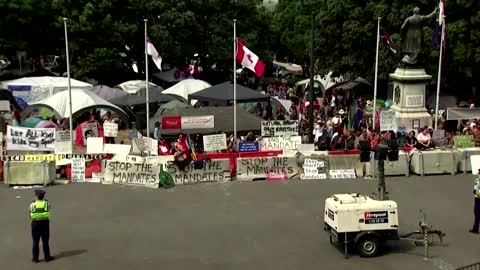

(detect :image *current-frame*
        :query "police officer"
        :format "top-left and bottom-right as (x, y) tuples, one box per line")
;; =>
(470, 170), (480, 234)
(30, 189), (54, 263)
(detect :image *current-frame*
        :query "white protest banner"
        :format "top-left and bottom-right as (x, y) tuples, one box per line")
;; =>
(380, 110), (398, 132)
(132, 138), (156, 154)
(236, 157), (300, 181)
(87, 137), (104, 154)
(103, 122), (118, 137)
(82, 122), (99, 142)
(203, 134), (227, 152)
(164, 159), (230, 185)
(71, 158), (85, 182)
(260, 136), (301, 151)
(102, 160), (161, 188)
(6, 126), (56, 151)
(301, 158), (327, 180)
(161, 115), (215, 129)
(104, 144), (131, 156)
(261, 120), (298, 137)
(329, 169), (356, 179)
(55, 130), (72, 154)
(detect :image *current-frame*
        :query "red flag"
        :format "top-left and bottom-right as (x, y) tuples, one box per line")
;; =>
(235, 39), (265, 77)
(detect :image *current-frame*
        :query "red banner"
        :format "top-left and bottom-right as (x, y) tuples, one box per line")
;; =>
(161, 116), (181, 129)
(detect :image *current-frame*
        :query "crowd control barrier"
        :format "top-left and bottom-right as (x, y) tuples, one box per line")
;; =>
(410, 149), (456, 176)
(4, 160), (56, 185)
(455, 148), (480, 173)
(366, 150), (410, 177)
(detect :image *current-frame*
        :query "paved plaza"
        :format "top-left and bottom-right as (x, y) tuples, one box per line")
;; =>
(0, 174), (478, 270)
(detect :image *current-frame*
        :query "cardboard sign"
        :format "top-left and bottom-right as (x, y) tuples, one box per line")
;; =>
(203, 134), (227, 152)
(301, 158), (327, 180)
(238, 142), (259, 152)
(55, 130), (72, 154)
(89, 172), (104, 183)
(261, 120), (299, 137)
(260, 136), (301, 151)
(164, 159), (230, 185)
(380, 110), (397, 132)
(236, 157), (299, 181)
(103, 160), (161, 188)
(161, 115), (214, 129)
(71, 158), (86, 183)
(82, 122), (99, 142)
(132, 137), (157, 154)
(329, 169), (356, 179)
(454, 135), (475, 149)
(103, 122), (118, 137)
(86, 137), (104, 154)
(6, 126), (56, 151)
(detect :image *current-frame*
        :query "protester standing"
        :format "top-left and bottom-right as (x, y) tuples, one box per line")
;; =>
(30, 189), (54, 263)
(103, 112), (115, 144)
(470, 170), (480, 234)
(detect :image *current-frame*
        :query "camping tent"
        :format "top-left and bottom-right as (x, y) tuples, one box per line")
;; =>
(109, 87), (176, 106)
(152, 68), (188, 83)
(92, 85), (128, 100)
(115, 80), (158, 94)
(149, 105), (263, 135)
(0, 76), (92, 103)
(21, 88), (128, 121)
(162, 79), (211, 105)
(188, 82), (269, 105)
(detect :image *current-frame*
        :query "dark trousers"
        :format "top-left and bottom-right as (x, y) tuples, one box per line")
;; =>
(474, 197), (480, 232)
(105, 137), (115, 144)
(32, 220), (50, 260)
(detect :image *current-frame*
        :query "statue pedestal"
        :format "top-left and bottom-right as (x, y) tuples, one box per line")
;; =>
(389, 68), (432, 131)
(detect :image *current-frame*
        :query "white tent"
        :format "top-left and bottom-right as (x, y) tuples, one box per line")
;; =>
(21, 88), (128, 121)
(115, 80), (158, 94)
(162, 79), (211, 106)
(295, 72), (344, 95)
(0, 76), (92, 103)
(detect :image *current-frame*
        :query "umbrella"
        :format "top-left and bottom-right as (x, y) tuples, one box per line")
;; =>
(35, 120), (58, 129)
(22, 117), (43, 128)
(156, 100), (190, 116)
(39, 108), (55, 119)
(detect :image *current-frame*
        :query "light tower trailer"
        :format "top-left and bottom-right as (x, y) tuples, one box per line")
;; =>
(324, 193), (400, 258)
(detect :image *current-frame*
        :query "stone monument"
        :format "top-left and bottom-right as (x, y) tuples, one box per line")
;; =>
(390, 7), (438, 130)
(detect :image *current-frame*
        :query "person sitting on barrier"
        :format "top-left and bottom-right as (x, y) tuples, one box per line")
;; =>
(172, 133), (191, 171)
(416, 127), (434, 150)
(405, 130), (417, 149)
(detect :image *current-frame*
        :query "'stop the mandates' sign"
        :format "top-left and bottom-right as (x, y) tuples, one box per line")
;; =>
(260, 136), (301, 150)
(261, 120), (299, 137)
(6, 126), (56, 151)
(102, 160), (161, 188)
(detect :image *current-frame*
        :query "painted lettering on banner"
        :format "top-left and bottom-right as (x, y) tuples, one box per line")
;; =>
(103, 160), (161, 188)
(260, 136), (301, 150)
(71, 158), (85, 183)
(203, 134), (227, 152)
(6, 126), (56, 151)
(261, 120), (299, 137)
(301, 158), (328, 180)
(165, 159), (230, 185)
(103, 122), (118, 137)
(237, 157), (299, 181)
(380, 110), (397, 132)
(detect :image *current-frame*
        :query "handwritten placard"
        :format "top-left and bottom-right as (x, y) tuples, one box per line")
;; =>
(102, 160), (161, 188)
(301, 158), (327, 180)
(261, 120), (299, 137)
(380, 110), (397, 132)
(6, 126), (56, 151)
(103, 122), (118, 137)
(260, 136), (301, 150)
(71, 158), (86, 183)
(329, 169), (356, 179)
(203, 134), (227, 152)
(55, 130), (72, 154)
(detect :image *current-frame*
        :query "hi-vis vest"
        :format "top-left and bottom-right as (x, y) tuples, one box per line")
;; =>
(30, 200), (50, 221)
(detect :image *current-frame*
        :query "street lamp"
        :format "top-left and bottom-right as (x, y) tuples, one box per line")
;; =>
(301, 0), (321, 143)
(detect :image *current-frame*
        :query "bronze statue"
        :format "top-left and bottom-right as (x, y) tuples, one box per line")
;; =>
(400, 7), (438, 66)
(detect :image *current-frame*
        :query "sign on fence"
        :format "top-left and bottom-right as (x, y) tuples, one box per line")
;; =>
(82, 122), (99, 142)
(132, 138), (157, 154)
(236, 157), (299, 181)
(55, 130), (71, 154)
(238, 142), (259, 152)
(203, 134), (227, 152)
(329, 169), (356, 179)
(301, 158), (328, 179)
(71, 158), (85, 182)
(164, 159), (230, 185)
(103, 160), (161, 188)
(6, 126), (56, 151)
(261, 120), (298, 137)
(162, 115), (215, 129)
(86, 137), (104, 154)
(260, 136), (301, 150)
(454, 135), (475, 149)
(380, 111), (397, 132)
(103, 122), (118, 137)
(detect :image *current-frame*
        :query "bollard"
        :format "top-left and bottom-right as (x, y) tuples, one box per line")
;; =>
(423, 228), (429, 260)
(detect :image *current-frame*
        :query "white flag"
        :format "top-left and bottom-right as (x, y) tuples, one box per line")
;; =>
(146, 37), (162, 71)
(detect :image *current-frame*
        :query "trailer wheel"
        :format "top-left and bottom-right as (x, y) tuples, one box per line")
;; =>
(357, 235), (380, 258)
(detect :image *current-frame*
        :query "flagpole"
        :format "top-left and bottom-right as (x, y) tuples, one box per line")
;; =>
(434, 20), (444, 130)
(373, 17), (381, 131)
(233, 19), (237, 142)
(144, 19), (150, 137)
(63, 18), (73, 154)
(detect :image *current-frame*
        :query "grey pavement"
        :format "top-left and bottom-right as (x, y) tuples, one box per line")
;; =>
(0, 175), (478, 270)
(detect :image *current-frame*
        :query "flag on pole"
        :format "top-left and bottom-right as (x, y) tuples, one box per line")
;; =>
(235, 39), (265, 77)
(380, 27), (396, 54)
(146, 37), (162, 71)
(434, 0), (447, 50)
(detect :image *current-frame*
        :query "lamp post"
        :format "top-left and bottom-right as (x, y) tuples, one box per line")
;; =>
(301, 0), (320, 143)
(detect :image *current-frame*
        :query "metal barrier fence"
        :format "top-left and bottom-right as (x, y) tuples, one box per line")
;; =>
(456, 262), (480, 270)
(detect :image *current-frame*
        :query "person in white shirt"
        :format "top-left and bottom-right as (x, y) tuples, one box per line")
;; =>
(416, 127), (433, 150)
